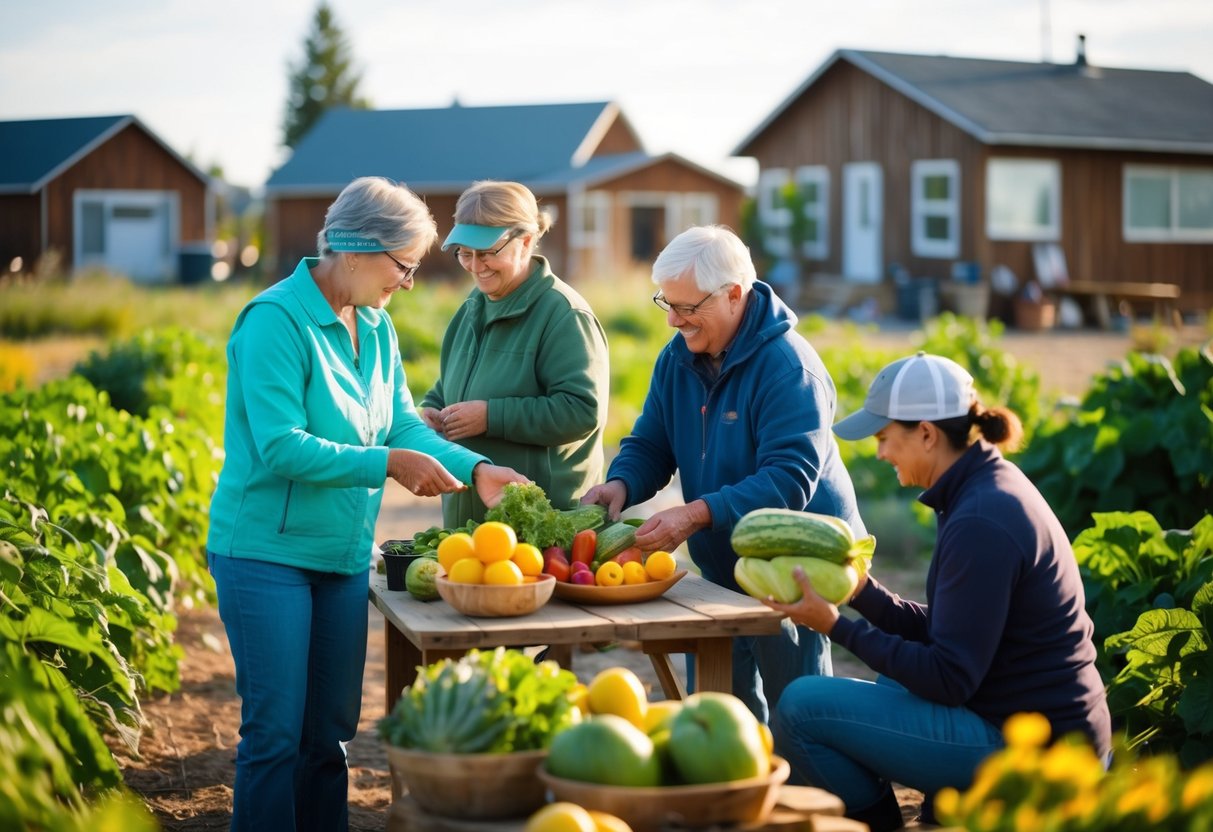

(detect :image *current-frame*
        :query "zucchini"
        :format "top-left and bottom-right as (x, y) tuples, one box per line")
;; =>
(562, 504), (608, 535)
(730, 508), (858, 564)
(591, 521), (638, 570)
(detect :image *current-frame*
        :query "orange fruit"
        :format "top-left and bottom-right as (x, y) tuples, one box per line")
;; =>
(473, 521), (517, 563)
(484, 559), (524, 585)
(437, 532), (475, 573)
(588, 810), (634, 832)
(644, 550), (677, 581)
(524, 802), (596, 832)
(447, 557), (485, 584)
(511, 542), (544, 576)
(621, 561), (648, 585)
(595, 561), (624, 587)
(587, 667), (648, 727)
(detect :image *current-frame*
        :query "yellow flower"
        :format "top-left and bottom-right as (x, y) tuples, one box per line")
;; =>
(934, 787), (961, 820)
(1012, 804), (1041, 832)
(1182, 763), (1213, 811)
(1003, 712), (1051, 748)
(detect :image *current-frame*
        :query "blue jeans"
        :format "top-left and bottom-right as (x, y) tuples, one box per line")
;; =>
(210, 553), (369, 832)
(772, 675), (1004, 813)
(686, 618), (831, 723)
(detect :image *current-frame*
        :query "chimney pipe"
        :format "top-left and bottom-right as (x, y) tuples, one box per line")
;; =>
(1076, 33), (1087, 67)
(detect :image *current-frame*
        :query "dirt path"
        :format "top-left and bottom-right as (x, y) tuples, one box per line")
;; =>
(117, 322), (1209, 829)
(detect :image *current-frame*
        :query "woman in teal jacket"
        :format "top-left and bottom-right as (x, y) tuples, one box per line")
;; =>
(206, 176), (524, 832)
(418, 181), (610, 525)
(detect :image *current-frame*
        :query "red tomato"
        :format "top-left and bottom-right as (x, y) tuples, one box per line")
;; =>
(610, 546), (643, 566)
(542, 546), (571, 582)
(571, 529), (597, 566)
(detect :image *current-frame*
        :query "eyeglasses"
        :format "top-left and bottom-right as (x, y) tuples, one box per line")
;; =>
(652, 288), (722, 317)
(453, 230), (521, 264)
(381, 250), (420, 282)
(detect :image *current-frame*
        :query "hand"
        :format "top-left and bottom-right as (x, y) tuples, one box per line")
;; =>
(473, 463), (530, 508)
(439, 400), (488, 441)
(632, 500), (710, 553)
(417, 406), (445, 434)
(761, 565), (842, 635)
(579, 480), (628, 521)
(387, 449), (466, 497)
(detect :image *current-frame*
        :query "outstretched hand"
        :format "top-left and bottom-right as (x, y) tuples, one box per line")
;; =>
(579, 480), (628, 521)
(761, 565), (842, 635)
(473, 463), (530, 509)
(387, 449), (465, 497)
(632, 502), (709, 553)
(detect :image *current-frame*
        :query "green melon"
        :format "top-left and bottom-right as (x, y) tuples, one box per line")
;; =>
(405, 557), (441, 601)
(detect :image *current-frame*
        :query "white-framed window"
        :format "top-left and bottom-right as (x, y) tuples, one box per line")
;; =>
(985, 158), (1060, 241)
(1124, 165), (1213, 242)
(911, 159), (960, 258)
(569, 189), (610, 249)
(795, 166), (829, 260)
(680, 193), (718, 229)
(757, 167), (792, 257)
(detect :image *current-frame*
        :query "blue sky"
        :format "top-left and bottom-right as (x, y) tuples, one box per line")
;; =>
(2, 0), (1211, 190)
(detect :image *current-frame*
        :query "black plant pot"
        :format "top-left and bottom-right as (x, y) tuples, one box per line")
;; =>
(380, 539), (420, 591)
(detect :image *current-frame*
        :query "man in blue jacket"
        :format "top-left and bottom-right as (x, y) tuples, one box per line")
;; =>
(581, 225), (864, 721)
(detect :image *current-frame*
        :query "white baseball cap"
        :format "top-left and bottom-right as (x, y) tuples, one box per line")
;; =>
(833, 352), (975, 440)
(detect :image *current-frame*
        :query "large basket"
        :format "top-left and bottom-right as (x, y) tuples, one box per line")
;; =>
(386, 746), (548, 819)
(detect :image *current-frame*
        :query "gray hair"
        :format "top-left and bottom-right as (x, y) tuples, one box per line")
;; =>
(651, 225), (756, 292)
(316, 176), (438, 257)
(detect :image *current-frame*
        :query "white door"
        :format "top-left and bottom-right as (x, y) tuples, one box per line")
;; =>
(843, 163), (883, 283)
(107, 204), (167, 281)
(74, 191), (177, 282)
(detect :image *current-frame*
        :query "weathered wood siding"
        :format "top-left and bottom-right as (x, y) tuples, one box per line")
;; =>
(0, 194), (41, 268)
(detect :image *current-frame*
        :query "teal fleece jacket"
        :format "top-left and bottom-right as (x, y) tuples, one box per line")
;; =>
(207, 258), (486, 574)
(420, 256), (609, 525)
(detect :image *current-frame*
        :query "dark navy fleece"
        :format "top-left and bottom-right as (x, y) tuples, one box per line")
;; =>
(831, 441), (1111, 756)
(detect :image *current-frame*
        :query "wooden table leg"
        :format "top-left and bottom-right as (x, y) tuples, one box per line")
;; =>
(693, 637), (733, 693)
(648, 653), (689, 700)
(385, 622), (420, 716)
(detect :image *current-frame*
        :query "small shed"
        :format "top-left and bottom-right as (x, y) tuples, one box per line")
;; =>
(265, 101), (744, 280)
(0, 114), (213, 282)
(733, 43), (1213, 319)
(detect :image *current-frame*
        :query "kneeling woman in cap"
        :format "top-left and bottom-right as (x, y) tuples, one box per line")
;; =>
(764, 352), (1110, 832)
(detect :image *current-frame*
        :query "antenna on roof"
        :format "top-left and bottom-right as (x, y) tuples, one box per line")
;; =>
(1076, 33), (1087, 67)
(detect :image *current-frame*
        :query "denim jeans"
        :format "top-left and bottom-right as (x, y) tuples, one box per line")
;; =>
(772, 675), (1004, 813)
(210, 553), (369, 832)
(686, 618), (831, 723)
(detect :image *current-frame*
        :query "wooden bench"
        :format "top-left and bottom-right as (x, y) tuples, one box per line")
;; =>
(1050, 279), (1181, 329)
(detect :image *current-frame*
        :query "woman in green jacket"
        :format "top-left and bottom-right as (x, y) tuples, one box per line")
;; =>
(419, 181), (610, 525)
(206, 176), (525, 831)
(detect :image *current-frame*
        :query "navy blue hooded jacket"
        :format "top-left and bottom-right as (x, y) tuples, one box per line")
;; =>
(606, 281), (864, 591)
(832, 441), (1111, 756)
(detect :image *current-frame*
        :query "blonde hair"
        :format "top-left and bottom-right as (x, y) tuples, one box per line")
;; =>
(317, 176), (437, 256)
(453, 180), (553, 239)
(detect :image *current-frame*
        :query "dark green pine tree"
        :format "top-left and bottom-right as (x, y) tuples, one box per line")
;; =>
(282, 2), (371, 149)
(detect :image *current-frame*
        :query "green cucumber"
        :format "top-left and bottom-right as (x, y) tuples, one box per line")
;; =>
(591, 521), (638, 570)
(731, 508), (858, 564)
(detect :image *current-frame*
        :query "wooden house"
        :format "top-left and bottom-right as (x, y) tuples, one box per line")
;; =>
(733, 44), (1213, 320)
(264, 101), (744, 280)
(0, 115), (213, 282)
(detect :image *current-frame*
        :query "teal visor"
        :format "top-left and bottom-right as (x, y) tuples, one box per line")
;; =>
(441, 224), (512, 252)
(326, 229), (386, 252)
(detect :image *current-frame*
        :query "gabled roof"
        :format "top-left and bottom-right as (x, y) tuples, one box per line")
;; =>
(734, 49), (1213, 156)
(0, 114), (210, 194)
(265, 101), (645, 195)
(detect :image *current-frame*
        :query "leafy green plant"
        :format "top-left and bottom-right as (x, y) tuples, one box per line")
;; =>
(1105, 580), (1213, 767)
(1074, 512), (1213, 679)
(1018, 344), (1213, 536)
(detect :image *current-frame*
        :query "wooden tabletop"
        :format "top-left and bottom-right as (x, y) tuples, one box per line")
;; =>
(369, 570), (784, 709)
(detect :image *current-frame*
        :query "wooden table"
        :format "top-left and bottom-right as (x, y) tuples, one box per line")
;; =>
(369, 570), (784, 714)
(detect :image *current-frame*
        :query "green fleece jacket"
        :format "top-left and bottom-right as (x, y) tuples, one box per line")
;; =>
(207, 258), (486, 574)
(420, 256), (609, 525)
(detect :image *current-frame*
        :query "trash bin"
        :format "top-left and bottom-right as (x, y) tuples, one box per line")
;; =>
(896, 277), (939, 321)
(178, 244), (213, 285)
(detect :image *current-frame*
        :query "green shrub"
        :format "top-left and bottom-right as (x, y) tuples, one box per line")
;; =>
(1018, 344), (1213, 536)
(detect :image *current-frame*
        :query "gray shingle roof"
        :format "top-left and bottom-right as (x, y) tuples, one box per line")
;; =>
(265, 101), (633, 194)
(735, 49), (1213, 155)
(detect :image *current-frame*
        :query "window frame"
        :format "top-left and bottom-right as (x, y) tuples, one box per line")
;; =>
(757, 167), (792, 257)
(985, 158), (1061, 242)
(911, 159), (960, 258)
(795, 165), (830, 260)
(1123, 164), (1213, 243)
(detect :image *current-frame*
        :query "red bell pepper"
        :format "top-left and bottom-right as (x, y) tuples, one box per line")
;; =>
(571, 529), (597, 567)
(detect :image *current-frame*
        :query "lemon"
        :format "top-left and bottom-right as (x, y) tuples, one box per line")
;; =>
(447, 557), (485, 584)
(524, 802), (596, 832)
(473, 521), (517, 563)
(511, 542), (545, 576)
(483, 559), (524, 585)
(595, 561), (624, 587)
(644, 550), (677, 581)
(437, 532), (475, 573)
(587, 666), (648, 728)
(588, 810), (634, 832)
(621, 561), (648, 585)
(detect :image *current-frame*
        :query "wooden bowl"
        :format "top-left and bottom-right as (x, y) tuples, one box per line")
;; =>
(435, 573), (556, 617)
(551, 569), (687, 605)
(387, 746), (547, 819)
(538, 755), (790, 832)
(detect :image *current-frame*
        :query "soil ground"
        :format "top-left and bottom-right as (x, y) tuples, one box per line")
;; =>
(116, 321), (1210, 830)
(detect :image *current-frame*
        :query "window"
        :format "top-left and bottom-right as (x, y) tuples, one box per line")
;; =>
(570, 190), (610, 248)
(681, 193), (717, 228)
(985, 158), (1060, 241)
(911, 160), (960, 258)
(795, 166), (829, 260)
(757, 168), (792, 257)
(1124, 165), (1213, 242)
